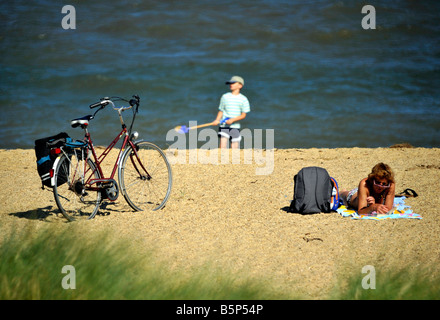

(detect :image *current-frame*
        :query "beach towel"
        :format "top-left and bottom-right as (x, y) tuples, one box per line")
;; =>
(337, 196), (422, 220)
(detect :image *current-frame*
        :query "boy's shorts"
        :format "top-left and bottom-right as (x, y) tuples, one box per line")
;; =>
(218, 127), (241, 142)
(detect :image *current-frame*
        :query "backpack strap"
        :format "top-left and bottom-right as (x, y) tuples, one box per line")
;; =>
(330, 177), (340, 211)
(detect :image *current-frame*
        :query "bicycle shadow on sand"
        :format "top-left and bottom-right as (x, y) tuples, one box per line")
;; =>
(9, 202), (123, 221)
(9, 206), (57, 221)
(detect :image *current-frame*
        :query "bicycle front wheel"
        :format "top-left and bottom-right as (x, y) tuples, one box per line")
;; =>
(53, 152), (102, 221)
(119, 141), (172, 211)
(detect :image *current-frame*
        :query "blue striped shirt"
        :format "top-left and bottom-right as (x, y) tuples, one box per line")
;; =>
(218, 92), (250, 129)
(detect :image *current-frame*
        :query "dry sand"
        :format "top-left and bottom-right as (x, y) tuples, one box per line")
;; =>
(1, 147), (440, 298)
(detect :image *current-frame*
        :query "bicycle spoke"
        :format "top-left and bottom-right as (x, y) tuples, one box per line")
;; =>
(53, 152), (101, 221)
(119, 141), (172, 211)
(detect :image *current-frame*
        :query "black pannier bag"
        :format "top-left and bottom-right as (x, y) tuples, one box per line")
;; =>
(34, 132), (69, 188)
(290, 166), (338, 214)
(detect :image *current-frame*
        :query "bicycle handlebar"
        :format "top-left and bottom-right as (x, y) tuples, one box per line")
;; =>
(89, 95), (140, 112)
(89, 97), (110, 109)
(87, 95), (140, 131)
(89, 101), (104, 109)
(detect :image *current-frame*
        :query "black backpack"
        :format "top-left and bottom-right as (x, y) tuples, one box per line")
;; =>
(290, 166), (340, 214)
(34, 132), (69, 188)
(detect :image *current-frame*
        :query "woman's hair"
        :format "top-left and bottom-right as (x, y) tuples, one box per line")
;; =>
(367, 162), (395, 184)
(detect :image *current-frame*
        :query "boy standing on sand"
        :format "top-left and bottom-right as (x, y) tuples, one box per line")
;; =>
(213, 76), (251, 149)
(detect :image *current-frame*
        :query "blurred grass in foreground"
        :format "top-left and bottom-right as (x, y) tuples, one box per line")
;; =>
(1, 224), (439, 300)
(0, 225), (287, 300)
(330, 263), (440, 300)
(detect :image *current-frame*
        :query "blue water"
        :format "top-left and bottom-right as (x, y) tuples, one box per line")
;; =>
(1, 0), (439, 149)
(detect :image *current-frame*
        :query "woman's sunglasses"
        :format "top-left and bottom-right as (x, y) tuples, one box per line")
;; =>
(374, 180), (390, 188)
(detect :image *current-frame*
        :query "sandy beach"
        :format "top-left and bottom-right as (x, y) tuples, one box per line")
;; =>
(1, 147), (439, 299)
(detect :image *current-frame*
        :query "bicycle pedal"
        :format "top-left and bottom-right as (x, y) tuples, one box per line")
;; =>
(99, 179), (117, 188)
(102, 180), (119, 201)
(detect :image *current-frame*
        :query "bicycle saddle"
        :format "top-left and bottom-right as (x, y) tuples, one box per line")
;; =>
(71, 115), (93, 128)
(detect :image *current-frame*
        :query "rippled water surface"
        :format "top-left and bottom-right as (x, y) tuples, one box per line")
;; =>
(1, 0), (439, 149)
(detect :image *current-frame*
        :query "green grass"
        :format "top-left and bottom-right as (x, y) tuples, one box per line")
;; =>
(0, 225), (287, 300)
(330, 265), (440, 300)
(1, 224), (439, 300)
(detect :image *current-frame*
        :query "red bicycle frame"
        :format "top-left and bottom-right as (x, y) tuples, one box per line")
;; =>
(81, 126), (150, 194)
(88, 128), (130, 183)
(65, 95), (152, 199)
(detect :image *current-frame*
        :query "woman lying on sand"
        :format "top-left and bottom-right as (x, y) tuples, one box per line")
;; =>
(340, 163), (396, 215)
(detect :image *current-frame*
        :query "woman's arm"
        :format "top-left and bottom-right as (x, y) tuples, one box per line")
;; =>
(383, 183), (396, 211)
(357, 179), (374, 214)
(357, 179), (394, 214)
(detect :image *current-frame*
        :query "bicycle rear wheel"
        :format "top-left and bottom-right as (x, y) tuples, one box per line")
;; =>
(119, 141), (172, 211)
(53, 151), (102, 221)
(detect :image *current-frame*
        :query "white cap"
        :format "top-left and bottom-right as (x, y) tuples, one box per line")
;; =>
(225, 75), (244, 85)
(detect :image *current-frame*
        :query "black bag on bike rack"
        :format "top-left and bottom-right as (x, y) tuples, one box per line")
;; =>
(34, 132), (69, 189)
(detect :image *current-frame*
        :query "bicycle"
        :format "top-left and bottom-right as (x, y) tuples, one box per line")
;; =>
(51, 95), (172, 221)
